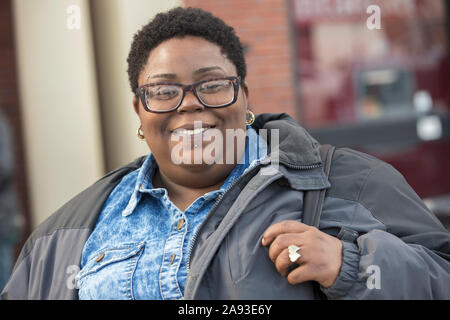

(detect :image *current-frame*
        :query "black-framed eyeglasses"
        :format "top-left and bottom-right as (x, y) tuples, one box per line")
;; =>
(136, 76), (241, 113)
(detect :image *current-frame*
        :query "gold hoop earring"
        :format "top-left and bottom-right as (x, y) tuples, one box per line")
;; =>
(137, 125), (145, 140)
(245, 110), (255, 125)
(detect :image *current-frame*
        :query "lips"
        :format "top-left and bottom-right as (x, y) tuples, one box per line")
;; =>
(173, 127), (210, 135)
(171, 122), (216, 135)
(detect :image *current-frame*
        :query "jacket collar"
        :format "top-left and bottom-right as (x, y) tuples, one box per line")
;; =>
(251, 113), (322, 168)
(251, 113), (329, 190)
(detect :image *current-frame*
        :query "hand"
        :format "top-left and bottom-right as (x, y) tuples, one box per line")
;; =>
(261, 220), (343, 288)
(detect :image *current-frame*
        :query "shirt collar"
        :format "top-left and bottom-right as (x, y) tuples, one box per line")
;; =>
(122, 125), (268, 217)
(121, 153), (157, 217)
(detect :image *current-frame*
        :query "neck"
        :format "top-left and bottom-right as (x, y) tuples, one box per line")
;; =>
(153, 168), (226, 208)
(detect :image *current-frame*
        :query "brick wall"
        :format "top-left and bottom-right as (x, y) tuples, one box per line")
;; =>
(0, 0), (32, 253)
(182, 0), (299, 119)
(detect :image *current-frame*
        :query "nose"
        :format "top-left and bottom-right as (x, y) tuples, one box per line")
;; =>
(177, 90), (205, 113)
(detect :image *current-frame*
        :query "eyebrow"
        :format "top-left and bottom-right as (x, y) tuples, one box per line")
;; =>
(193, 66), (225, 75)
(146, 66), (225, 80)
(147, 73), (177, 80)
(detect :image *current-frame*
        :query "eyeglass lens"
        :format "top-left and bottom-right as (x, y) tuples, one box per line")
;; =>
(144, 78), (235, 111)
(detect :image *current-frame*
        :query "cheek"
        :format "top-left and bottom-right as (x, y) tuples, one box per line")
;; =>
(225, 95), (248, 127)
(229, 106), (247, 129)
(140, 112), (170, 134)
(140, 116), (170, 150)
(146, 134), (175, 168)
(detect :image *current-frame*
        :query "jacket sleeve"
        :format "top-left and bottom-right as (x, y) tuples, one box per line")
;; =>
(321, 161), (450, 299)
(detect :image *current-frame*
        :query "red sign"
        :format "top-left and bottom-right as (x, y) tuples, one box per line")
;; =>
(294, 0), (416, 23)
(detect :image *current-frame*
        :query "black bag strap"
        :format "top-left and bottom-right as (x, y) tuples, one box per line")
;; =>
(302, 144), (335, 227)
(301, 144), (335, 300)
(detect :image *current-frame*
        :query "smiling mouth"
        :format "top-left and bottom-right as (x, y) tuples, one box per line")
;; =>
(171, 124), (216, 136)
(173, 127), (211, 135)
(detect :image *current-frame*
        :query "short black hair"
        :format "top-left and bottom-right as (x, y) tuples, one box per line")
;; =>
(127, 7), (247, 96)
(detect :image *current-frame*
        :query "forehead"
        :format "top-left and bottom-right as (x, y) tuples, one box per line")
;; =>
(142, 36), (237, 79)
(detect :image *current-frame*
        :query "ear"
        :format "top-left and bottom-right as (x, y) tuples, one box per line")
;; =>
(132, 96), (140, 115)
(242, 81), (249, 100)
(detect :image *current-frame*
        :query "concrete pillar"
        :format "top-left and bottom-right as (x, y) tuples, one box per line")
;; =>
(89, 0), (181, 171)
(12, 0), (105, 226)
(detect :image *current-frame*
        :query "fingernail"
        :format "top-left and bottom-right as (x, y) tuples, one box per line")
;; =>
(261, 236), (266, 246)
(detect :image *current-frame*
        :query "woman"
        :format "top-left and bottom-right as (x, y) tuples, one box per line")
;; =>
(2, 7), (450, 300)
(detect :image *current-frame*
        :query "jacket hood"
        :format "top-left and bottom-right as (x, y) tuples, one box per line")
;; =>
(251, 113), (322, 167)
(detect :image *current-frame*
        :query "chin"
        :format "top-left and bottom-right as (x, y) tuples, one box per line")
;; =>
(174, 162), (234, 185)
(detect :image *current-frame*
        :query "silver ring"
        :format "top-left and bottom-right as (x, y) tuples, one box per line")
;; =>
(288, 245), (301, 263)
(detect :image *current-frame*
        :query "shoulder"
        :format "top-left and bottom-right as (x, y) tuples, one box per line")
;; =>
(327, 147), (447, 235)
(327, 147), (402, 202)
(16, 156), (147, 264)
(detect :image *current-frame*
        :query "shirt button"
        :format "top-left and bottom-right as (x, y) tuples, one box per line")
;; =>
(169, 254), (176, 265)
(177, 218), (185, 231)
(96, 252), (105, 263)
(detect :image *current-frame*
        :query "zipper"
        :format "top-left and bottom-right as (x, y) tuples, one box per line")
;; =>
(282, 162), (322, 170)
(186, 158), (323, 274)
(186, 163), (261, 273)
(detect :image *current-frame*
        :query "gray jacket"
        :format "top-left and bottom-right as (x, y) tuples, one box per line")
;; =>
(2, 113), (450, 299)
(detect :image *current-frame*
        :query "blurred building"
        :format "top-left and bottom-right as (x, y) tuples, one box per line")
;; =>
(187, 1), (450, 227)
(0, 0), (449, 258)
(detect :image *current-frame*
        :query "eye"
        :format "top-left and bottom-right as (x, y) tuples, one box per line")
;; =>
(198, 80), (232, 94)
(147, 85), (180, 100)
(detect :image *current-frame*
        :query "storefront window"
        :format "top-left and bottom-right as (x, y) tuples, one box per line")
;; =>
(292, 0), (449, 128)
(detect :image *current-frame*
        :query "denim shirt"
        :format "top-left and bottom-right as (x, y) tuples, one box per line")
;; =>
(76, 126), (267, 300)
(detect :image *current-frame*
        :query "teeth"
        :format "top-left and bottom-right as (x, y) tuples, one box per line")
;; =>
(175, 127), (209, 135)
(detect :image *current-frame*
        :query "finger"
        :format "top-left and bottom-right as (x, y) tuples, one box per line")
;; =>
(274, 247), (303, 277)
(262, 220), (311, 246)
(268, 233), (304, 262)
(287, 264), (315, 286)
